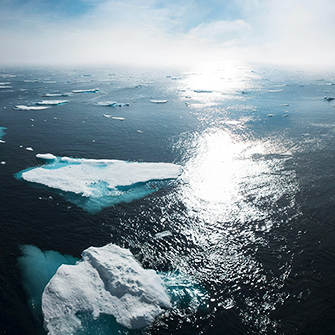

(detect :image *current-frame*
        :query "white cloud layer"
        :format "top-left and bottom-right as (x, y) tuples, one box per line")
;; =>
(1, 0), (335, 68)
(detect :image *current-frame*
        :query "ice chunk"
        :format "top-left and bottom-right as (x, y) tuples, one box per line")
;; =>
(103, 114), (124, 120)
(35, 100), (69, 105)
(1, 161), (6, 165)
(0, 82), (10, 85)
(43, 93), (71, 97)
(13, 105), (50, 110)
(0, 86), (12, 89)
(267, 89), (284, 93)
(17, 154), (182, 213)
(155, 230), (172, 238)
(42, 243), (171, 334)
(36, 153), (57, 161)
(96, 101), (129, 107)
(0, 140), (6, 143)
(324, 96), (334, 101)
(149, 100), (168, 103)
(193, 90), (213, 93)
(72, 88), (99, 93)
(26, 147), (33, 151)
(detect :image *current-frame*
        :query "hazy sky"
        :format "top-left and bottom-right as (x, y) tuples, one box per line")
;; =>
(1, 0), (335, 67)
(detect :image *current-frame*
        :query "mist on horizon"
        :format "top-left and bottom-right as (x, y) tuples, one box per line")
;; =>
(1, 0), (335, 69)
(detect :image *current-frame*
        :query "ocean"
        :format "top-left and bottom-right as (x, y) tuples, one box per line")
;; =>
(1, 62), (335, 334)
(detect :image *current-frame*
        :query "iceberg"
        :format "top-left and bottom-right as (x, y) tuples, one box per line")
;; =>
(72, 88), (99, 93)
(13, 105), (50, 110)
(16, 154), (182, 213)
(35, 100), (69, 105)
(96, 101), (129, 107)
(42, 243), (171, 334)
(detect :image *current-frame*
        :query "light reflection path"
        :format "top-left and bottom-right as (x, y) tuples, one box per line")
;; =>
(169, 127), (299, 332)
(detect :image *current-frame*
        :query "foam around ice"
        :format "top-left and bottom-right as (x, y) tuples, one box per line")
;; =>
(42, 243), (171, 334)
(17, 154), (182, 213)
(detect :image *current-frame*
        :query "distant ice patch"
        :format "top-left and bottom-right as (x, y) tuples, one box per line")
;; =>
(73, 88), (99, 93)
(43, 93), (71, 97)
(13, 105), (50, 110)
(103, 114), (124, 120)
(16, 155), (183, 213)
(96, 101), (129, 107)
(149, 100), (168, 103)
(35, 100), (69, 105)
(0, 85), (12, 89)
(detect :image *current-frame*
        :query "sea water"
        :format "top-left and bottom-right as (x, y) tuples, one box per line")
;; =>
(1, 63), (335, 334)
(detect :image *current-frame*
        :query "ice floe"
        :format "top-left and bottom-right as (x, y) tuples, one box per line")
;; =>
(194, 90), (213, 93)
(42, 243), (171, 334)
(35, 100), (69, 105)
(103, 115), (124, 120)
(149, 100), (168, 103)
(1, 161), (6, 165)
(26, 147), (33, 151)
(0, 86), (12, 89)
(13, 105), (50, 111)
(72, 88), (99, 93)
(267, 90), (284, 93)
(43, 93), (72, 97)
(17, 155), (183, 213)
(96, 101), (129, 107)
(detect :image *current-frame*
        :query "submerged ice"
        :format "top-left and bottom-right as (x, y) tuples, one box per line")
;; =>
(42, 243), (171, 334)
(17, 154), (182, 213)
(19, 244), (208, 335)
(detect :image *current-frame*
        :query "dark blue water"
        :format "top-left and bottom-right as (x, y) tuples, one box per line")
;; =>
(1, 63), (335, 334)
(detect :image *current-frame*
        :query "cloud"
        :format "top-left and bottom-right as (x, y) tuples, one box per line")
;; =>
(1, 0), (335, 67)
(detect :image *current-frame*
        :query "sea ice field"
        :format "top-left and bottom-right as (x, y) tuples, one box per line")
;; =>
(1, 63), (335, 334)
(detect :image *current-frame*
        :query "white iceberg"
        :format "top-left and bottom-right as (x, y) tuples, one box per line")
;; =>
(42, 243), (171, 334)
(35, 100), (69, 105)
(13, 105), (50, 111)
(96, 101), (129, 107)
(43, 93), (71, 97)
(72, 88), (99, 93)
(17, 155), (182, 213)
(149, 100), (168, 103)
(103, 114), (124, 120)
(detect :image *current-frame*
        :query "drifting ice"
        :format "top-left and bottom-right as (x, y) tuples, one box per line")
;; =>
(13, 105), (50, 110)
(35, 100), (69, 105)
(96, 101), (129, 107)
(42, 243), (171, 334)
(72, 88), (99, 93)
(43, 93), (71, 97)
(17, 154), (182, 213)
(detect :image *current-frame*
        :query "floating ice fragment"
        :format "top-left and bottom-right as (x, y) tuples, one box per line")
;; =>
(194, 90), (213, 93)
(103, 114), (124, 120)
(267, 90), (284, 93)
(149, 100), (168, 103)
(26, 147), (33, 151)
(137, 130), (143, 133)
(35, 100), (69, 105)
(267, 114), (276, 117)
(0, 86), (12, 89)
(43, 93), (71, 97)
(13, 105), (50, 110)
(0, 82), (10, 85)
(1, 161), (6, 165)
(324, 96), (334, 101)
(155, 230), (172, 238)
(72, 88), (99, 93)
(96, 101), (129, 107)
(42, 243), (171, 334)
(36, 153), (57, 161)
(0, 140), (6, 143)
(17, 154), (182, 213)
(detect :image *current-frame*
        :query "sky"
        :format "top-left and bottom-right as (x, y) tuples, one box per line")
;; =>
(1, 0), (335, 67)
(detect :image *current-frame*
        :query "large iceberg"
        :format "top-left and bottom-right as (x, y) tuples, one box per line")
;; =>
(42, 243), (171, 334)
(16, 154), (182, 213)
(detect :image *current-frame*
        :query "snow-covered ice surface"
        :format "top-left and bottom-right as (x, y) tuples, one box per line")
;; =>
(13, 105), (50, 110)
(42, 243), (171, 334)
(35, 100), (69, 105)
(96, 101), (129, 107)
(16, 154), (183, 213)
